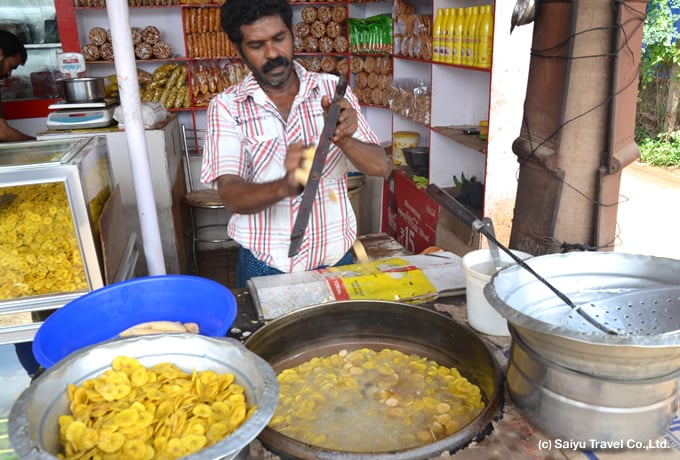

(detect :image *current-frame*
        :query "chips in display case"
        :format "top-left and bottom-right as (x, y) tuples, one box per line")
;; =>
(0, 137), (112, 343)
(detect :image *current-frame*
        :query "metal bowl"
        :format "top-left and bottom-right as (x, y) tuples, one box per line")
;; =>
(245, 300), (503, 460)
(58, 77), (106, 103)
(9, 334), (279, 460)
(403, 147), (429, 177)
(484, 252), (680, 379)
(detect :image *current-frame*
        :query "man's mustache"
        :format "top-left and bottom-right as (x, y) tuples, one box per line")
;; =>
(262, 56), (290, 73)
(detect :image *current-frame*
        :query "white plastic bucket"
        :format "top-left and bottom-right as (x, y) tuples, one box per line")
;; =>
(462, 249), (533, 336)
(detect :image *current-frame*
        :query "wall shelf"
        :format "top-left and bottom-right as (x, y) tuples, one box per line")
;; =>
(44, 0), (531, 248)
(430, 125), (487, 154)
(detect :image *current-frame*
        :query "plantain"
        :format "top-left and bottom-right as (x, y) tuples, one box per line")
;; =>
(174, 86), (186, 108)
(152, 87), (163, 102)
(158, 86), (171, 106)
(118, 320), (201, 337)
(153, 62), (176, 81)
(149, 78), (167, 90)
(165, 66), (182, 90)
(183, 86), (191, 108)
(105, 83), (118, 98)
(141, 90), (151, 102)
(176, 65), (188, 88)
(294, 145), (316, 185)
(168, 87), (179, 107)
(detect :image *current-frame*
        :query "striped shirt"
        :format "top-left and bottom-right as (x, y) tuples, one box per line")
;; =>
(201, 62), (379, 273)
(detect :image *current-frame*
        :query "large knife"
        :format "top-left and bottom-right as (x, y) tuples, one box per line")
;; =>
(288, 77), (348, 258)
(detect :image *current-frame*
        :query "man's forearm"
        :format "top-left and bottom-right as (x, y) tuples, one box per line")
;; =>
(337, 138), (390, 179)
(217, 174), (293, 215)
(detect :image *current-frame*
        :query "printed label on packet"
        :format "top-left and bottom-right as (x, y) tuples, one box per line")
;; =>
(325, 258), (437, 302)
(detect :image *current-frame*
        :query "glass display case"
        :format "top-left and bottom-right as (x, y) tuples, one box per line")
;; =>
(0, 136), (112, 344)
(0, 0), (62, 101)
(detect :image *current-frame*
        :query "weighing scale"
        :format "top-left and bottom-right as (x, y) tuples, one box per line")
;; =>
(46, 99), (117, 130)
(46, 52), (118, 130)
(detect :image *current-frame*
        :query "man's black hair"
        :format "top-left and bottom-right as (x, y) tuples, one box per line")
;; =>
(220, 0), (293, 46)
(0, 30), (28, 65)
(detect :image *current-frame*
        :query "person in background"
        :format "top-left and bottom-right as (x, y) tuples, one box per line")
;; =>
(202, 0), (389, 288)
(0, 30), (35, 142)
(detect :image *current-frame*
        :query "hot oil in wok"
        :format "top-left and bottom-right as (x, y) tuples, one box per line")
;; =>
(269, 347), (485, 452)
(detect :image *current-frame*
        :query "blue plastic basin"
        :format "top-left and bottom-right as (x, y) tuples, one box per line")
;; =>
(32, 275), (237, 368)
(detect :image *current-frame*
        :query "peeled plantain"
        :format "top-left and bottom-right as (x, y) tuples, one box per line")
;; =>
(294, 145), (316, 185)
(119, 320), (200, 337)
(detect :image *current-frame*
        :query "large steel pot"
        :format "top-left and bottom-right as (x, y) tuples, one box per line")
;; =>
(245, 300), (504, 460)
(9, 334), (280, 460)
(58, 77), (106, 103)
(484, 252), (680, 379)
(506, 325), (679, 444)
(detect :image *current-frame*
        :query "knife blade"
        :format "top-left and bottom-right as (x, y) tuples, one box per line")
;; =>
(288, 77), (348, 258)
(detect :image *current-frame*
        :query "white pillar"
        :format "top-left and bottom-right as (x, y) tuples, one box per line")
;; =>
(106, 0), (166, 275)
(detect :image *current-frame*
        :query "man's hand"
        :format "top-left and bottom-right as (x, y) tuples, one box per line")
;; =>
(321, 95), (357, 147)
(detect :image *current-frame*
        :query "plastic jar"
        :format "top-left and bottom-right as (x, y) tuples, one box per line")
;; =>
(392, 131), (419, 165)
(479, 120), (488, 141)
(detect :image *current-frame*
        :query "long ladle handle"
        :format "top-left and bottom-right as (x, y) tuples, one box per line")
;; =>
(425, 184), (617, 335)
(481, 217), (503, 272)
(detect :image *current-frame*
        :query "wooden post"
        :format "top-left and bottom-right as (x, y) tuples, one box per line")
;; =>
(510, 0), (650, 255)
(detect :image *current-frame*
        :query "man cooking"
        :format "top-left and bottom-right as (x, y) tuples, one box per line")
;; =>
(0, 30), (35, 142)
(201, 0), (389, 288)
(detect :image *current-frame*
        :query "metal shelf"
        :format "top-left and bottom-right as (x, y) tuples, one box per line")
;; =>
(25, 43), (62, 49)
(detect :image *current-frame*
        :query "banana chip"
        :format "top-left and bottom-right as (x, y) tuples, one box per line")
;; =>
(269, 347), (485, 451)
(57, 356), (253, 459)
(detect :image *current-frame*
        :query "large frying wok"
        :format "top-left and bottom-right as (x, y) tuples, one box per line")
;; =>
(245, 300), (503, 460)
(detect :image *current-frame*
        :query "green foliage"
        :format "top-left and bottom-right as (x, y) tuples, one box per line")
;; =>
(638, 132), (680, 166)
(637, 0), (680, 166)
(640, 0), (680, 88)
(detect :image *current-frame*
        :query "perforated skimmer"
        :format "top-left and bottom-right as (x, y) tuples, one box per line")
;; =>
(563, 286), (680, 335)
